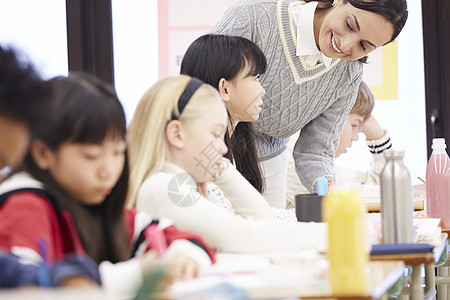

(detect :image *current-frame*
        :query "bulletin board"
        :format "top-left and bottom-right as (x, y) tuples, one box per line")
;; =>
(158, 0), (398, 100)
(157, 0), (240, 78)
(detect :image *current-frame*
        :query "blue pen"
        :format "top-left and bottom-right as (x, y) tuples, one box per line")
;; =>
(317, 176), (328, 196)
(38, 238), (51, 287)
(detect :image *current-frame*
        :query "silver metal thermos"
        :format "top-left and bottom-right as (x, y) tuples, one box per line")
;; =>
(380, 150), (414, 244)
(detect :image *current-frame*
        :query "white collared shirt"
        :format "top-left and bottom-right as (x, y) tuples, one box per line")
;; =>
(292, 1), (332, 69)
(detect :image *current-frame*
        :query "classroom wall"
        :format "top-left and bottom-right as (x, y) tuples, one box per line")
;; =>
(0, 0), (427, 184)
(370, 0), (427, 184)
(340, 0), (426, 184)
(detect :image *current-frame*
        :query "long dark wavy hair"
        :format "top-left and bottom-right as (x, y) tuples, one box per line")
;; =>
(309, 0), (407, 42)
(180, 34), (267, 193)
(19, 73), (130, 264)
(309, 0), (408, 63)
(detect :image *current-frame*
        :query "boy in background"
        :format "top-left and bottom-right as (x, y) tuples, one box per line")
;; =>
(0, 46), (49, 172)
(286, 81), (391, 208)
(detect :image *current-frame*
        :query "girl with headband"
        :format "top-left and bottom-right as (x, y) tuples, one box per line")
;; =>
(127, 75), (326, 253)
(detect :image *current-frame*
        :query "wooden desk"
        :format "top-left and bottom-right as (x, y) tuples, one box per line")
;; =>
(361, 183), (425, 212)
(0, 259), (405, 300)
(272, 261), (405, 300)
(370, 233), (448, 300)
(441, 228), (450, 238)
(365, 199), (424, 212)
(153, 252), (405, 300)
(435, 229), (450, 300)
(0, 288), (120, 300)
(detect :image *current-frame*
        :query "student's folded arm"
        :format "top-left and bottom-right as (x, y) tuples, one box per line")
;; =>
(136, 173), (327, 253)
(212, 158), (276, 220)
(364, 130), (392, 184)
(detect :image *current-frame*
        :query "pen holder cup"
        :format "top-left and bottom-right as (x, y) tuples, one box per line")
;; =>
(295, 194), (323, 222)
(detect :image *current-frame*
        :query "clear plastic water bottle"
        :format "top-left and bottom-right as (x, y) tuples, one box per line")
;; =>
(426, 138), (450, 228)
(380, 150), (414, 244)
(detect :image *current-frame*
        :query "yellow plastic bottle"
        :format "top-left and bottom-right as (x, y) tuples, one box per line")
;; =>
(322, 171), (368, 294)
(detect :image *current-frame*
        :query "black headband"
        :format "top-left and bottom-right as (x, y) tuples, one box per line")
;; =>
(177, 77), (204, 115)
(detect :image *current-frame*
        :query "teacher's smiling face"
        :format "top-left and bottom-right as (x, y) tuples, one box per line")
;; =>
(315, 0), (395, 61)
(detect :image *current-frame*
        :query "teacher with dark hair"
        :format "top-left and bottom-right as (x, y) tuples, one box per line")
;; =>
(210, 0), (408, 208)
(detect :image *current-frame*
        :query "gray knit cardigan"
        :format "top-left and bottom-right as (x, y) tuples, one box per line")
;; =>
(210, 0), (363, 191)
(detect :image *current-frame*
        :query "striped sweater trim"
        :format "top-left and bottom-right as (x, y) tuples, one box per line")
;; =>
(367, 131), (392, 154)
(369, 141), (392, 154)
(277, 0), (340, 84)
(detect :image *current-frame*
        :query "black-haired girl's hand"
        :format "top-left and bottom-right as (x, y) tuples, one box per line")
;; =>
(196, 182), (208, 198)
(211, 159), (226, 179)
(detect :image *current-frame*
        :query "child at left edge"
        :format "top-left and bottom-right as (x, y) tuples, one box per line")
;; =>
(0, 73), (215, 296)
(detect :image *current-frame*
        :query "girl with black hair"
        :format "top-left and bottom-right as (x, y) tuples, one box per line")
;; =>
(181, 34), (266, 194)
(180, 34), (297, 222)
(0, 73), (215, 296)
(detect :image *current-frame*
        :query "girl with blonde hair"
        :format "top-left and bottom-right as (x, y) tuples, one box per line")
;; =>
(127, 75), (326, 253)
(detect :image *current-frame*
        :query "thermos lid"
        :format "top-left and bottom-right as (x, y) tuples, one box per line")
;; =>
(384, 149), (404, 158)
